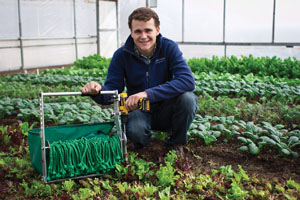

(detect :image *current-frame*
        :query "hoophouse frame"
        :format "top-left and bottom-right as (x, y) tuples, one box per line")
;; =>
(176, 0), (300, 57)
(0, 0), (119, 72)
(0, 0), (300, 72)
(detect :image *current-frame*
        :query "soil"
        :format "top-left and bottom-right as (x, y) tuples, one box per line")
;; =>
(127, 135), (300, 184)
(2, 117), (300, 185)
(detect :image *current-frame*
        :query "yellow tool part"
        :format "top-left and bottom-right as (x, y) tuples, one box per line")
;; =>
(138, 98), (150, 112)
(119, 93), (128, 114)
(119, 92), (150, 113)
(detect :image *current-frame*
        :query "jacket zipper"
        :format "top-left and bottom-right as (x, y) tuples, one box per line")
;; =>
(146, 71), (149, 88)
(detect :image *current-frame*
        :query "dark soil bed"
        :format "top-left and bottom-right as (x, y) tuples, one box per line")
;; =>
(128, 136), (300, 183)
(1, 117), (300, 184)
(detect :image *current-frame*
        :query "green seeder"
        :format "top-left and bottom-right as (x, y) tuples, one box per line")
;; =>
(28, 91), (128, 183)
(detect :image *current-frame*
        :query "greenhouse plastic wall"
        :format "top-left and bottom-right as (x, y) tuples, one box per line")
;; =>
(0, 0), (117, 71)
(151, 0), (300, 60)
(1, 0), (300, 72)
(118, 0), (300, 60)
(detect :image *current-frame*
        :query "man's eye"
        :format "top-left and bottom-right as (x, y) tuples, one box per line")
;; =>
(134, 30), (142, 34)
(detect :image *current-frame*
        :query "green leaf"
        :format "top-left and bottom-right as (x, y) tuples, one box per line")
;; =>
(231, 125), (240, 131)
(0, 159), (5, 165)
(213, 131), (221, 138)
(260, 136), (276, 146)
(248, 143), (259, 155)
(274, 124), (285, 130)
(238, 146), (248, 152)
(288, 136), (299, 145)
(211, 124), (225, 131)
(237, 137), (248, 144)
(281, 148), (290, 155)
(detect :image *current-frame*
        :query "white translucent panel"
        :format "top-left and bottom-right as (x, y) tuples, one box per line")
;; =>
(184, 0), (224, 42)
(275, 0), (300, 42)
(226, 0), (273, 42)
(77, 44), (97, 59)
(23, 44), (76, 68)
(226, 46), (300, 59)
(0, 48), (22, 70)
(76, 0), (97, 37)
(100, 1), (117, 29)
(119, 0), (146, 43)
(99, 31), (117, 58)
(0, 0), (19, 39)
(150, 0), (158, 8)
(153, 0), (182, 41)
(179, 45), (225, 59)
(21, 0), (74, 38)
(77, 38), (97, 58)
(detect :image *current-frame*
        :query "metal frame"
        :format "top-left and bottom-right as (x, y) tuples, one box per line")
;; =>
(39, 90), (127, 183)
(3, 0), (299, 70)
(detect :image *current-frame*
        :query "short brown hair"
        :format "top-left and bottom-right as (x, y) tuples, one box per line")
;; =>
(128, 7), (160, 30)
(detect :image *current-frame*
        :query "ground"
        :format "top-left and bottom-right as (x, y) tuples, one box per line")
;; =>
(127, 135), (300, 183)
(1, 117), (300, 188)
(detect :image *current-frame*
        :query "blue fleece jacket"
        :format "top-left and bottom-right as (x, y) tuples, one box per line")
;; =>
(92, 34), (195, 105)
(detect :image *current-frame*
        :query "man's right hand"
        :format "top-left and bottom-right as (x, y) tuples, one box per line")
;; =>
(81, 81), (102, 95)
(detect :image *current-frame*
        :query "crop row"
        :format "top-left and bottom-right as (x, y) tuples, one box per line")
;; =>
(4, 71), (300, 87)
(189, 114), (300, 158)
(42, 54), (300, 79)
(2, 74), (300, 105)
(194, 79), (300, 104)
(2, 92), (300, 130)
(188, 55), (300, 79)
(0, 97), (112, 125)
(0, 74), (105, 86)
(197, 94), (300, 130)
(194, 72), (300, 87)
(0, 81), (87, 101)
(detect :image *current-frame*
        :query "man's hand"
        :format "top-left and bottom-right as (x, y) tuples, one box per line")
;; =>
(125, 91), (148, 111)
(81, 81), (102, 95)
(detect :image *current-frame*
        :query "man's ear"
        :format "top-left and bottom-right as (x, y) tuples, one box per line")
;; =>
(156, 26), (160, 36)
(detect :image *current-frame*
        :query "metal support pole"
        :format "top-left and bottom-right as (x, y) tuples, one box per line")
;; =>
(272, 0), (276, 43)
(17, 0), (24, 69)
(73, 0), (78, 59)
(116, 0), (120, 48)
(223, 0), (227, 58)
(96, 0), (100, 55)
(182, 0), (185, 43)
(146, 0), (150, 8)
(39, 93), (47, 183)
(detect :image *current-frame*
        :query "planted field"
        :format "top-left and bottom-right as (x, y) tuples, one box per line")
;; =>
(1, 54), (300, 199)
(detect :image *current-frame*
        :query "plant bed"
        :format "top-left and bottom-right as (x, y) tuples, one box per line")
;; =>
(127, 136), (300, 183)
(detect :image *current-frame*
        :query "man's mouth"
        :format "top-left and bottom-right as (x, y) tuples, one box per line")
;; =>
(139, 40), (150, 44)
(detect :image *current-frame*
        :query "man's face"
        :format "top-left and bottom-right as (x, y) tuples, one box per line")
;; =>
(130, 18), (160, 57)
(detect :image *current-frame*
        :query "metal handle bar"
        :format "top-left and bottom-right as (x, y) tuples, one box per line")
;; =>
(40, 90), (118, 97)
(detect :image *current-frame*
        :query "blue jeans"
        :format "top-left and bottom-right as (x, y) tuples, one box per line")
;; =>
(126, 92), (198, 148)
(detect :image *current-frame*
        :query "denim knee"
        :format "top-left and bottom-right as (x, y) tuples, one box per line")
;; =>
(126, 110), (151, 148)
(176, 92), (198, 113)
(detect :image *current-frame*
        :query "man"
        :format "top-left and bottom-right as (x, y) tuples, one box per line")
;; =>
(82, 7), (197, 150)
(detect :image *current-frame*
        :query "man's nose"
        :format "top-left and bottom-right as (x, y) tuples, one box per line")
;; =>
(140, 31), (147, 38)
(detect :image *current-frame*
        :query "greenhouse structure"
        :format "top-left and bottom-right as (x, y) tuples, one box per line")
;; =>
(0, 0), (299, 72)
(2, 1), (300, 199)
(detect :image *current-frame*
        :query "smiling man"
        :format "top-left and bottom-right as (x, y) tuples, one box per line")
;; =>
(82, 7), (197, 152)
